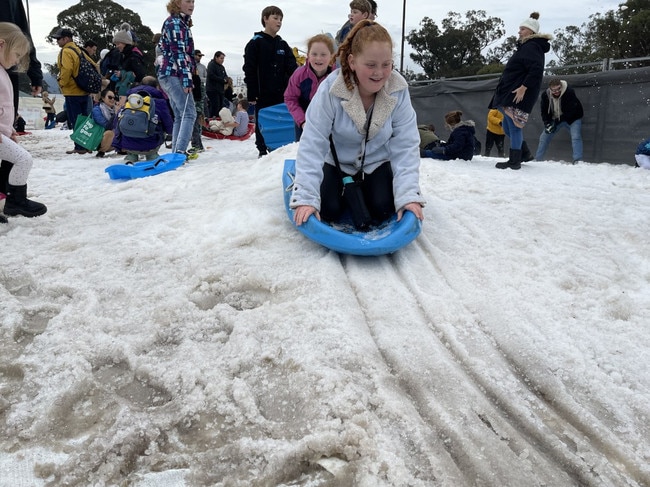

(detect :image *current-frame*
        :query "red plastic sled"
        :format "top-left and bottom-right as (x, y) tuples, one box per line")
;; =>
(202, 122), (255, 141)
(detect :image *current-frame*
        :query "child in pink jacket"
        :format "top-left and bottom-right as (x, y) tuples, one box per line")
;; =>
(0, 22), (46, 221)
(284, 34), (335, 141)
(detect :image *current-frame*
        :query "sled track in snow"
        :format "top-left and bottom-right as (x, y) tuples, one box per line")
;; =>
(337, 232), (649, 487)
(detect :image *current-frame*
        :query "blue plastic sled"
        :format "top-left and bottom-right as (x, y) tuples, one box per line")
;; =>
(105, 152), (186, 180)
(283, 159), (422, 256)
(258, 103), (296, 150)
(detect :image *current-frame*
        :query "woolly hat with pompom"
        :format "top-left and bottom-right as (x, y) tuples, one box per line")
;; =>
(112, 23), (133, 45)
(519, 12), (540, 34)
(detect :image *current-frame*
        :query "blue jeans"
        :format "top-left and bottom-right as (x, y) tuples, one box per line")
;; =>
(65, 95), (91, 150)
(159, 76), (196, 153)
(535, 119), (583, 161)
(498, 108), (523, 150)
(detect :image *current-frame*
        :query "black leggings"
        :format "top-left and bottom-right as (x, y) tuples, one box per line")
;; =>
(484, 130), (505, 156)
(320, 161), (395, 224)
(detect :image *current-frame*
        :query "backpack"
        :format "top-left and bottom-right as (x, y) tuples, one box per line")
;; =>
(65, 47), (102, 93)
(118, 91), (159, 138)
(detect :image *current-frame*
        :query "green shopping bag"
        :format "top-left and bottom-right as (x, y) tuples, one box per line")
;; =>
(70, 114), (105, 151)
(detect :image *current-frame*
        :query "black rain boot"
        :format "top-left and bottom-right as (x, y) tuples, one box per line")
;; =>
(496, 149), (522, 170)
(521, 140), (534, 162)
(0, 160), (13, 194)
(4, 184), (47, 217)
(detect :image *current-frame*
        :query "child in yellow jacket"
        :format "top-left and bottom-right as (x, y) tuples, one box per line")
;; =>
(484, 108), (505, 157)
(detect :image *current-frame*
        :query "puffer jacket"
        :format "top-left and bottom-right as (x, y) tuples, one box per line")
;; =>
(486, 108), (505, 135)
(57, 41), (99, 95)
(490, 34), (552, 114)
(0, 67), (15, 136)
(439, 121), (476, 161)
(90, 102), (115, 130)
(284, 64), (333, 127)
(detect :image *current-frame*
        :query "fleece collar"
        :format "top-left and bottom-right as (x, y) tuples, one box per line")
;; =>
(449, 120), (475, 130)
(330, 71), (407, 139)
(520, 33), (554, 44)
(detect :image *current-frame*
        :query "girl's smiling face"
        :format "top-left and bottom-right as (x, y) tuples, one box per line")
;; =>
(348, 41), (393, 98)
(307, 42), (333, 77)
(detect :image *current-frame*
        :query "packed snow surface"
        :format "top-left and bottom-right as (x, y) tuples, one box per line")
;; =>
(1, 130), (649, 486)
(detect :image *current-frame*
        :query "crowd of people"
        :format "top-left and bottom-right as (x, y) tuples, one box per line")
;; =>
(0, 0), (646, 228)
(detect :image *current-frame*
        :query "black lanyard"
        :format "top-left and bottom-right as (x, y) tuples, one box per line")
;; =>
(329, 106), (374, 180)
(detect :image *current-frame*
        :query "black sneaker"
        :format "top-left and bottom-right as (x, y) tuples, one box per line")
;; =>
(96, 151), (105, 158)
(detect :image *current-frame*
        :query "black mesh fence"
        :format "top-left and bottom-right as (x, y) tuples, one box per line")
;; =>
(409, 66), (650, 165)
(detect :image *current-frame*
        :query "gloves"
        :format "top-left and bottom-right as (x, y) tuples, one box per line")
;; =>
(545, 122), (557, 134)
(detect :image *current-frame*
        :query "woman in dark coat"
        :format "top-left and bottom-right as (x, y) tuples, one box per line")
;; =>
(490, 12), (552, 170)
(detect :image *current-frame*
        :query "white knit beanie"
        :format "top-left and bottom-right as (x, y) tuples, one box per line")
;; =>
(519, 12), (540, 34)
(112, 23), (133, 45)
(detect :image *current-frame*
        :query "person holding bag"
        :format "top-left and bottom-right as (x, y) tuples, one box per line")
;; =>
(290, 20), (424, 229)
(53, 27), (99, 155)
(91, 88), (117, 157)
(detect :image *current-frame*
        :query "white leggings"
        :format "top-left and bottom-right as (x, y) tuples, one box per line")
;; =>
(0, 134), (32, 187)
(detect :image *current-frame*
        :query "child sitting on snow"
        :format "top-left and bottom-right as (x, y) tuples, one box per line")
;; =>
(112, 76), (173, 163)
(208, 100), (250, 137)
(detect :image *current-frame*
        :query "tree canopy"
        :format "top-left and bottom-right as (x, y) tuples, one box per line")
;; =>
(551, 0), (650, 68)
(406, 10), (505, 79)
(406, 1), (650, 80)
(45, 0), (155, 75)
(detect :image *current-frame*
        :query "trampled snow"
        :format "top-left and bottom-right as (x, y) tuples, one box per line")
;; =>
(1, 130), (649, 486)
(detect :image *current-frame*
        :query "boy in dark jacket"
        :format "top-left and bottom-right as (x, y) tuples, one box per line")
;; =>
(243, 5), (297, 157)
(113, 77), (174, 163)
(534, 78), (584, 162)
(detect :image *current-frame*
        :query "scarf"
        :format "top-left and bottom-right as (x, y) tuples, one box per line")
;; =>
(548, 80), (567, 120)
(99, 101), (116, 125)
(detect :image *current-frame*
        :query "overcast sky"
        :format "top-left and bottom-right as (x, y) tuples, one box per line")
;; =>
(25, 0), (622, 78)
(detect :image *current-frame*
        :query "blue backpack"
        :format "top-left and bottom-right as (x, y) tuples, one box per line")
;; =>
(118, 91), (159, 138)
